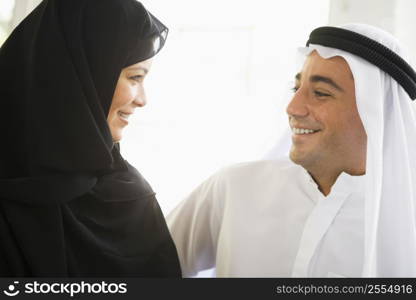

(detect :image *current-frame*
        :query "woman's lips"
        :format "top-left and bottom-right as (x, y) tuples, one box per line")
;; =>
(118, 111), (132, 123)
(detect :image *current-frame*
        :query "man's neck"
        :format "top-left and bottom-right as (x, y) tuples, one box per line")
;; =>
(307, 167), (341, 196)
(306, 163), (366, 197)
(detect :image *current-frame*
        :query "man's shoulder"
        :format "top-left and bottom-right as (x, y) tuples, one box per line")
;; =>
(216, 157), (301, 182)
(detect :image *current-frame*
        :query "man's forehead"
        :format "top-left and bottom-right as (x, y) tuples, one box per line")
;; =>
(296, 51), (354, 82)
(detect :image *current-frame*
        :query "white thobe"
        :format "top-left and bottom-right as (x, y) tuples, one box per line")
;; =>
(167, 158), (366, 277)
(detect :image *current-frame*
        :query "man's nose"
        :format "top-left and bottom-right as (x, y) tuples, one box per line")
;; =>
(286, 88), (308, 118)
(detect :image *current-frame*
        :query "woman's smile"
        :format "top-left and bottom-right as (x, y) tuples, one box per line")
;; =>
(118, 111), (133, 123)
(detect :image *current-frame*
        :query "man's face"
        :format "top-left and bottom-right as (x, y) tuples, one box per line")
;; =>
(287, 50), (366, 173)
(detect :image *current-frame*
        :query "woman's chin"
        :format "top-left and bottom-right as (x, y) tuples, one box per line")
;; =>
(111, 130), (123, 143)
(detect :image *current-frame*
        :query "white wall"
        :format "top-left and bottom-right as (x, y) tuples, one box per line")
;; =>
(328, 0), (396, 33)
(395, 0), (416, 59)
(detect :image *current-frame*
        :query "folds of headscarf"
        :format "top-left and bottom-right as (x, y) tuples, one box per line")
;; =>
(292, 24), (416, 276)
(0, 0), (181, 277)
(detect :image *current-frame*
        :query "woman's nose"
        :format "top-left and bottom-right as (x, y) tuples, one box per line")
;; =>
(133, 89), (147, 107)
(133, 97), (146, 107)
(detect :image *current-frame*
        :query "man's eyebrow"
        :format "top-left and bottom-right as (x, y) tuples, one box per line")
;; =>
(127, 66), (148, 74)
(310, 75), (344, 92)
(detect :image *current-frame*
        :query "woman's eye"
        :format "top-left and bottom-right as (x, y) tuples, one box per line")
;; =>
(130, 75), (144, 82)
(291, 86), (299, 93)
(314, 90), (331, 97)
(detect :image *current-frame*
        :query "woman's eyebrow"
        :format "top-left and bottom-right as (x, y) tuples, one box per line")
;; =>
(127, 66), (148, 74)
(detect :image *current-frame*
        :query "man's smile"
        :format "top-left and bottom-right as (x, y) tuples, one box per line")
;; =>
(291, 127), (321, 135)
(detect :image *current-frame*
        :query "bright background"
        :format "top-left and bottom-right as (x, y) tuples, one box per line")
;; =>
(1, 0), (416, 215)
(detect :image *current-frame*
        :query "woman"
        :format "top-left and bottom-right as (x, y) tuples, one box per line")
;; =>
(0, 0), (181, 277)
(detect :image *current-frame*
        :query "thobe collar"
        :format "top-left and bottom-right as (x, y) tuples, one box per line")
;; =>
(300, 167), (367, 203)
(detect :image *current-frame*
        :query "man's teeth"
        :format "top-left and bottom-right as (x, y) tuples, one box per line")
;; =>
(292, 128), (318, 135)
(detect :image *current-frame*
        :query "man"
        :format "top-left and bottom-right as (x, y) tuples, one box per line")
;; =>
(167, 24), (416, 277)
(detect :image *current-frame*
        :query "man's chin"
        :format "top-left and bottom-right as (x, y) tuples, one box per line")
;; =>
(289, 148), (309, 167)
(289, 150), (300, 164)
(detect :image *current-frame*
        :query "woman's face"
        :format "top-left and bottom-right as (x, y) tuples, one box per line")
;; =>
(107, 58), (153, 142)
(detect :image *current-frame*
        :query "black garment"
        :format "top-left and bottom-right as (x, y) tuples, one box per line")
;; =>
(0, 0), (181, 277)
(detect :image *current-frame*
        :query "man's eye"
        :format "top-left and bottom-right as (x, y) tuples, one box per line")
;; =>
(291, 86), (299, 93)
(314, 91), (331, 97)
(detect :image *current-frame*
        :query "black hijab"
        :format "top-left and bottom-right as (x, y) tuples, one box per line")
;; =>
(0, 0), (181, 277)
